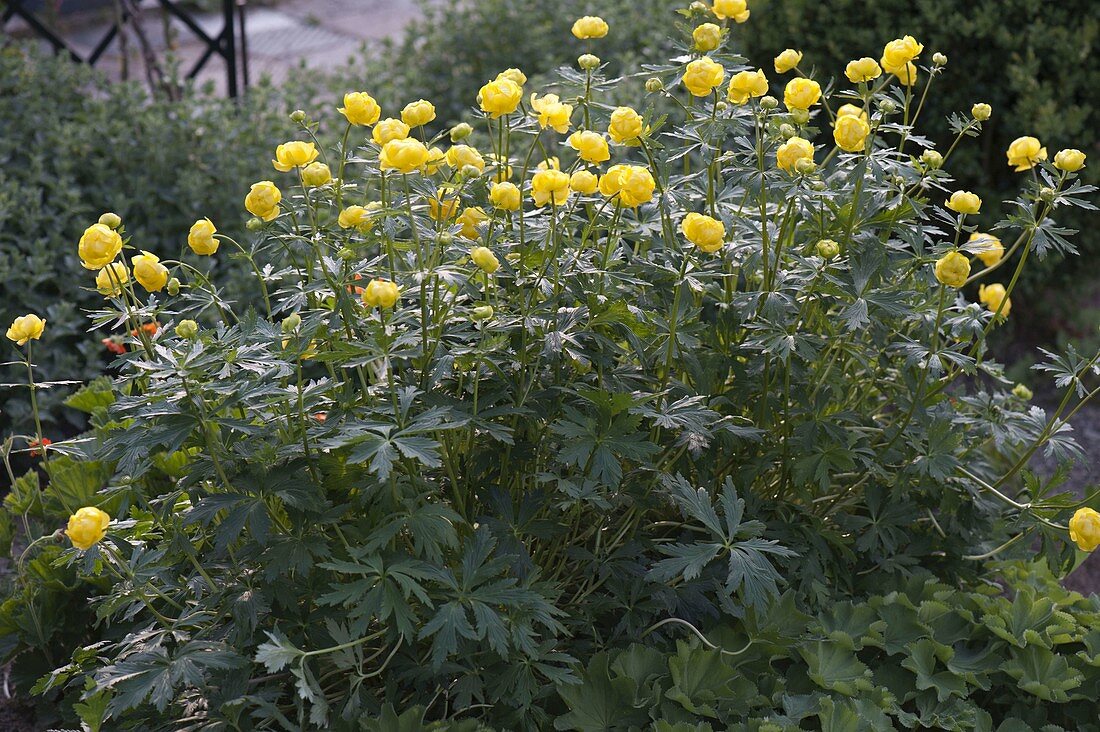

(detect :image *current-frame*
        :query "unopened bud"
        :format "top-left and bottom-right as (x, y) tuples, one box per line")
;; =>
(578, 54), (601, 71)
(450, 123), (473, 142)
(338, 247), (356, 260)
(689, 1), (708, 14)
(166, 277), (181, 296)
(789, 107), (810, 126)
(471, 305), (494, 321)
(175, 319), (198, 339)
(281, 313), (301, 333)
(98, 212), (122, 229)
(759, 95), (779, 110)
(932, 52), (947, 67)
(878, 99), (897, 115)
(459, 164), (482, 180)
(289, 109), (307, 123)
(438, 232), (454, 246)
(715, 101), (728, 113)
(645, 77), (664, 93)
(779, 123), (797, 140)
(1039, 187), (1056, 203)
(810, 180), (827, 192)
(815, 238), (840, 259)
(971, 103), (991, 121)
(1012, 383), (1033, 400)
(920, 150), (944, 170)
(795, 158), (816, 175)
(246, 217), (264, 231)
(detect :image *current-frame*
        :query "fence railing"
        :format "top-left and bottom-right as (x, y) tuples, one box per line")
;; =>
(1, 0), (249, 97)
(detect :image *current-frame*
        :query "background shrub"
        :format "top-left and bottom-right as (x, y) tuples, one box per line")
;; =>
(0, 45), (292, 445)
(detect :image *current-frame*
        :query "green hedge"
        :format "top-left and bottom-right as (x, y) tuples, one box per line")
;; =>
(0, 45), (292, 444)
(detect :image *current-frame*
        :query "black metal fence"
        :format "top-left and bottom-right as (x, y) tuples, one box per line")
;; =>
(1, 0), (250, 97)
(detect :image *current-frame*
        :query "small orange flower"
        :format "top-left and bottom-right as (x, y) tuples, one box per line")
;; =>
(102, 337), (127, 355)
(28, 437), (52, 457)
(313, 412), (328, 423)
(130, 322), (160, 338)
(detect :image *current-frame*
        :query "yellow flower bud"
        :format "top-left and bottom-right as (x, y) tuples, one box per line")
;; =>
(245, 181), (281, 221)
(372, 118), (410, 146)
(175, 319), (198, 339)
(567, 130), (611, 164)
(783, 77), (821, 110)
(281, 313), (302, 333)
(971, 103), (992, 121)
(471, 305), (495, 321)
(934, 251), (970, 288)
(569, 170), (599, 194)
(362, 278), (400, 309)
(978, 283), (1011, 318)
(773, 48), (803, 74)
(489, 182), (522, 211)
(401, 99), (436, 128)
(132, 251), (169, 292)
(339, 92), (381, 126)
(339, 204), (378, 230)
(65, 506), (110, 550)
(946, 190), (982, 215)
(1069, 508), (1100, 552)
(681, 212), (725, 253)
(301, 162), (332, 187)
(479, 78), (523, 118)
(726, 69), (768, 105)
(571, 15), (609, 39)
(816, 239), (840, 259)
(95, 262), (130, 296)
(775, 136), (814, 173)
(682, 57), (726, 97)
(470, 245), (500, 273)
(98, 212), (122, 229)
(6, 313), (46, 346)
(78, 223), (124, 270)
(1054, 148), (1086, 172)
(450, 122), (473, 142)
(645, 77), (664, 93)
(845, 57), (882, 83)
(693, 23), (722, 52)
(188, 218), (218, 255)
(920, 150), (943, 170)
(578, 53), (601, 70)
(272, 141), (318, 172)
(531, 169), (571, 207)
(379, 138), (430, 174)
(1012, 383), (1033, 400)
(1006, 136), (1047, 172)
(969, 232), (1003, 266)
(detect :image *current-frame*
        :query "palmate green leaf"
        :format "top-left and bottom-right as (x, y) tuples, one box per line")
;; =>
(666, 640), (756, 718)
(799, 642), (875, 697)
(554, 653), (652, 732)
(900, 638), (968, 702)
(1003, 646), (1084, 702)
(816, 601), (886, 652)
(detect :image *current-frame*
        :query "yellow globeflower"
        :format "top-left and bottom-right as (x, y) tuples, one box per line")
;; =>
(446, 144), (485, 174)
(95, 262), (130, 296)
(188, 218), (218, 255)
(775, 136), (814, 173)
(78, 222), (124, 270)
(530, 93), (574, 134)
(837, 103), (868, 122)
(682, 213), (725, 253)
(488, 153), (513, 182)
(783, 77), (821, 110)
(1069, 508), (1100, 552)
(570, 170), (599, 194)
(457, 207), (489, 240)
(933, 251), (970, 288)
(599, 165), (655, 208)
(712, 0), (747, 20)
(537, 157), (561, 171)
(608, 106), (646, 145)
(362, 278), (400, 309)
(489, 182), (522, 211)
(531, 169), (571, 207)
(379, 138), (430, 174)
(682, 57), (726, 97)
(425, 146), (447, 175)
(693, 23), (722, 52)
(470, 246), (500, 274)
(339, 92), (381, 126)
(833, 114), (870, 153)
(571, 16), (609, 39)
(372, 118), (410, 146)
(880, 35), (923, 75)
(726, 69), (768, 105)
(971, 103), (992, 121)
(946, 190), (982, 215)
(969, 232), (1003, 267)
(245, 181), (281, 221)
(132, 251), (169, 293)
(479, 78), (523, 118)
(773, 48), (802, 74)
(401, 99), (436, 128)
(301, 162), (332, 187)
(978, 283), (1011, 318)
(338, 204), (378, 231)
(1054, 148), (1086, 172)
(893, 62), (919, 86)
(272, 141), (318, 172)
(6, 314), (46, 346)
(65, 506), (110, 551)
(496, 68), (527, 86)
(1006, 136), (1047, 172)
(567, 130), (611, 164)
(845, 57), (882, 83)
